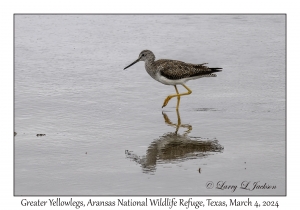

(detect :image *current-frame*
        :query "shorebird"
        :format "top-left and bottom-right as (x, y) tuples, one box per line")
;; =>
(124, 50), (222, 109)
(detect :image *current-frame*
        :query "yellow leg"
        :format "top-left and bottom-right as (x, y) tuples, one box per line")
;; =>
(162, 84), (192, 109)
(174, 85), (181, 110)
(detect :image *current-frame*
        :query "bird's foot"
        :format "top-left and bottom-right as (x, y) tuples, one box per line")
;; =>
(162, 96), (172, 108)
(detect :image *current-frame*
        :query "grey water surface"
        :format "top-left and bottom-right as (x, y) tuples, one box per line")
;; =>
(14, 15), (285, 195)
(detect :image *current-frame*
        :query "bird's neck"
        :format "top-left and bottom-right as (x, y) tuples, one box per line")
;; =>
(145, 59), (155, 71)
(145, 59), (155, 66)
(145, 59), (157, 80)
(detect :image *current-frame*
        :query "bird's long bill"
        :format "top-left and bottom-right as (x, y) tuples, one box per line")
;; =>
(124, 57), (141, 70)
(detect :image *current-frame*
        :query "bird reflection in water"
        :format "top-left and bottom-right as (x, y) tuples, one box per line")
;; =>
(125, 109), (224, 174)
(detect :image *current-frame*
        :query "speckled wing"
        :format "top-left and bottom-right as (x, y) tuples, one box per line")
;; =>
(156, 59), (222, 80)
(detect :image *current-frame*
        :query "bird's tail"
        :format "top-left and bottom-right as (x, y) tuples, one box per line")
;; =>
(209, 68), (222, 73)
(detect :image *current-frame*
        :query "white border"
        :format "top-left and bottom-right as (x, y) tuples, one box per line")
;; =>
(1, 0), (297, 209)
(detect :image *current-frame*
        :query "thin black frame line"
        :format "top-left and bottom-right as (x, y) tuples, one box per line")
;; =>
(13, 13), (287, 197)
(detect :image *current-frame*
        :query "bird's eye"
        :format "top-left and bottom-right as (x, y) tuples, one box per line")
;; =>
(142, 54), (145, 56)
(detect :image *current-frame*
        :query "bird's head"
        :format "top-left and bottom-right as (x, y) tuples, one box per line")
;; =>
(124, 50), (155, 70)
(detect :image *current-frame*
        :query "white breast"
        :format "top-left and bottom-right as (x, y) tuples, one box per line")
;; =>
(156, 72), (188, 85)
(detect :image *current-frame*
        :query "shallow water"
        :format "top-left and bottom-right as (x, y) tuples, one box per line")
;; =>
(14, 15), (285, 195)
